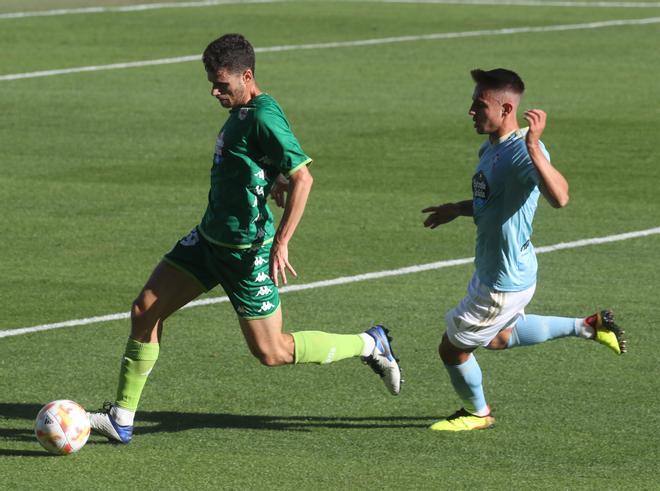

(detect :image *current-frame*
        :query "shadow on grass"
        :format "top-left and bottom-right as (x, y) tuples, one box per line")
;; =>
(0, 448), (52, 457)
(135, 409), (433, 434)
(0, 402), (434, 454)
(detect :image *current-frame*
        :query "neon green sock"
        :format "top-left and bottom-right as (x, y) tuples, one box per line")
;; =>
(115, 338), (160, 411)
(291, 331), (364, 364)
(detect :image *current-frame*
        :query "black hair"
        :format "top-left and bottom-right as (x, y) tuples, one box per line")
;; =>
(202, 33), (255, 75)
(471, 68), (524, 94)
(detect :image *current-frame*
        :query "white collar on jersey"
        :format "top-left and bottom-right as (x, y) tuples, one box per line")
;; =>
(492, 126), (529, 145)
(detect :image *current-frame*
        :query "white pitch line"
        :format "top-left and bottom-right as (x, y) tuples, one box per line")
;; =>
(0, 55), (201, 81)
(1, 226), (659, 339)
(2, 0), (659, 19)
(367, 0), (660, 8)
(2, 16), (660, 82)
(0, 0), (281, 20)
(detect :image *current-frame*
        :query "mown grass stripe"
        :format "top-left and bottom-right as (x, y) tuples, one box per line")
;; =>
(3, 0), (660, 19)
(369, 0), (660, 8)
(1, 17), (659, 81)
(0, 0), (281, 20)
(1, 226), (658, 338)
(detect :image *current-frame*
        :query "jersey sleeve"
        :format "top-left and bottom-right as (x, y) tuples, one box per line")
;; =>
(254, 106), (312, 177)
(514, 140), (550, 186)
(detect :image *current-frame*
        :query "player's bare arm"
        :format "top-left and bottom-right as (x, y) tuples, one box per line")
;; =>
(270, 174), (289, 208)
(270, 165), (313, 286)
(524, 109), (569, 208)
(422, 200), (473, 229)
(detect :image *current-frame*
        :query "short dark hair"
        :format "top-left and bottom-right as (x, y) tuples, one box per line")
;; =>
(471, 68), (524, 94)
(202, 33), (255, 75)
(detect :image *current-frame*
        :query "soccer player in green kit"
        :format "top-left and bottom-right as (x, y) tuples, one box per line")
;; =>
(88, 34), (401, 443)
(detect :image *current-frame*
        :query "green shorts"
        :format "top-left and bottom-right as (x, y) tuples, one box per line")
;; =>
(163, 227), (280, 319)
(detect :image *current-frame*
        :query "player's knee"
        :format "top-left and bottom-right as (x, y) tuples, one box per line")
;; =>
(130, 299), (149, 324)
(248, 340), (293, 366)
(257, 354), (282, 367)
(486, 337), (507, 350)
(130, 297), (159, 334)
(252, 349), (289, 367)
(438, 334), (455, 364)
(439, 333), (472, 365)
(441, 316), (461, 363)
(486, 327), (513, 350)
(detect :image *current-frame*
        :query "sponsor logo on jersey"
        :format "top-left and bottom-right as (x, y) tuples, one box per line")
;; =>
(254, 256), (267, 267)
(214, 131), (224, 154)
(472, 170), (489, 208)
(254, 169), (265, 180)
(180, 228), (200, 246)
(214, 131), (225, 166)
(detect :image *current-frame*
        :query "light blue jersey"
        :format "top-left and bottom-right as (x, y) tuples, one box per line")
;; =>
(471, 128), (549, 292)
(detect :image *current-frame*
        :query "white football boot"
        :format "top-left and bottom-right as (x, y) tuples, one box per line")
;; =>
(361, 325), (402, 395)
(87, 402), (133, 444)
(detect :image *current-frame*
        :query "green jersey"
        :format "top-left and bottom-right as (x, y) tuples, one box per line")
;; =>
(199, 94), (312, 249)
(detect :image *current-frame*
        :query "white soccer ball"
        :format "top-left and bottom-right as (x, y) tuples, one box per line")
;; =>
(34, 400), (91, 455)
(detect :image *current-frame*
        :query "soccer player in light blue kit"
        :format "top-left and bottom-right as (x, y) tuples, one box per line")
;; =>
(422, 68), (626, 431)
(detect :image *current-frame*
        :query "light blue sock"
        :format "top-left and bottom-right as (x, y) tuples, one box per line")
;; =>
(507, 315), (581, 348)
(445, 354), (488, 415)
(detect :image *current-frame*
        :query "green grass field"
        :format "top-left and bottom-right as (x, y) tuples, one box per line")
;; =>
(1, 0), (659, 488)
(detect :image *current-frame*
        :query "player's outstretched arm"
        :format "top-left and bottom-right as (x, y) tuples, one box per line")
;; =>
(524, 109), (569, 208)
(270, 165), (313, 286)
(422, 200), (473, 229)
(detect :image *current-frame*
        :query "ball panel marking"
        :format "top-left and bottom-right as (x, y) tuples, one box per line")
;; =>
(34, 400), (90, 455)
